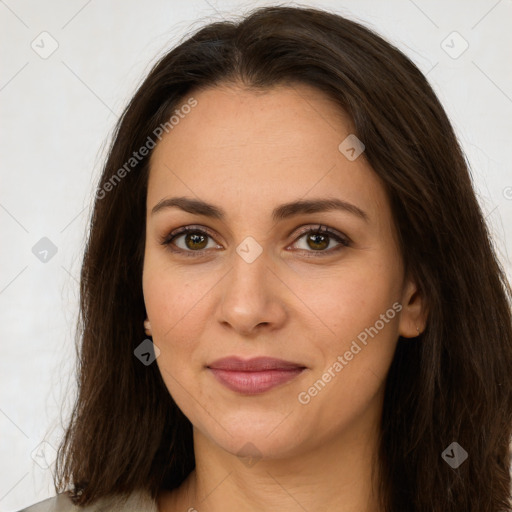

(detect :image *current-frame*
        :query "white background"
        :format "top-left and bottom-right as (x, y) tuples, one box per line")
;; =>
(1, 0), (511, 510)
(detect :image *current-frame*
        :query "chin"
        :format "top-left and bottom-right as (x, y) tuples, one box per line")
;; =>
(195, 412), (311, 461)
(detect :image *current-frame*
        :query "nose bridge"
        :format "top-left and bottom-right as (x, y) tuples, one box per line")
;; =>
(226, 235), (272, 307)
(216, 235), (286, 333)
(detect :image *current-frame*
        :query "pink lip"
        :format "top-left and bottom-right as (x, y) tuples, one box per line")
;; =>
(207, 357), (306, 394)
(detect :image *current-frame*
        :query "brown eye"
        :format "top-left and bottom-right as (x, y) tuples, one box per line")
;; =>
(183, 231), (208, 250)
(306, 232), (329, 250)
(291, 225), (350, 256)
(161, 226), (221, 256)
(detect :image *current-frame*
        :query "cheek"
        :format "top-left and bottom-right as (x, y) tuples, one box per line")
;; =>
(143, 270), (205, 407)
(298, 260), (400, 347)
(295, 277), (400, 438)
(142, 257), (208, 366)
(143, 264), (215, 433)
(143, 248), (207, 333)
(294, 259), (401, 414)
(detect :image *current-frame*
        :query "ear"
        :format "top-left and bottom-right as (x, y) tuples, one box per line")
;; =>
(398, 275), (428, 338)
(144, 318), (152, 337)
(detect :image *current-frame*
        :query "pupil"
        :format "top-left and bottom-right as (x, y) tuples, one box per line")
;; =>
(309, 233), (328, 250)
(187, 233), (207, 250)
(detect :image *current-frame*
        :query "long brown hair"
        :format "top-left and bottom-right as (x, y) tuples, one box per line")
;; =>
(54, 6), (512, 511)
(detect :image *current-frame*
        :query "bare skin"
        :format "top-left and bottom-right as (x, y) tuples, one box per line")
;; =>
(142, 82), (426, 512)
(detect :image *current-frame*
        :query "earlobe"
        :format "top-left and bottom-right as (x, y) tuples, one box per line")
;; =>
(398, 277), (428, 338)
(144, 318), (152, 336)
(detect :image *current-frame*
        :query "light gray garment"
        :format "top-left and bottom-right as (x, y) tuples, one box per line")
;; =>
(16, 490), (159, 512)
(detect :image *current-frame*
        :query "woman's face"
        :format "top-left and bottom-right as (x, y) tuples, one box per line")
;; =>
(142, 83), (423, 460)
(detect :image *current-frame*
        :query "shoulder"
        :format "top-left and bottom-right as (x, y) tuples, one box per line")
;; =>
(16, 490), (158, 512)
(15, 493), (77, 512)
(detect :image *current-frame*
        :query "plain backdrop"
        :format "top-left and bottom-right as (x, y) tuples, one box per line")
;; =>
(1, 0), (511, 510)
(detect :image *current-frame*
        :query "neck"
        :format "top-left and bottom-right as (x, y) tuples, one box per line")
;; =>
(160, 393), (384, 512)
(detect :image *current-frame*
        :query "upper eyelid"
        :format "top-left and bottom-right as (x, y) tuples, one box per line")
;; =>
(163, 225), (220, 244)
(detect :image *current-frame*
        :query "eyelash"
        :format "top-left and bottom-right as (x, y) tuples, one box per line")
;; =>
(159, 224), (351, 258)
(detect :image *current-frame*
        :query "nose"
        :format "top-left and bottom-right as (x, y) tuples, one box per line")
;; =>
(216, 243), (288, 337)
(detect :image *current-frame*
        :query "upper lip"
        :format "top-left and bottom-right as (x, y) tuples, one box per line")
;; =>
(207, 356), (306, 371)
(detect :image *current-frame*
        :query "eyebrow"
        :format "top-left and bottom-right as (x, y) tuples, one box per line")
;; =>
(151, 196), (369, 223)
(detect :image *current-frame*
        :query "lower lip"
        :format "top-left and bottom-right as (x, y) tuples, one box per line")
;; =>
(208, 368), (305, 394)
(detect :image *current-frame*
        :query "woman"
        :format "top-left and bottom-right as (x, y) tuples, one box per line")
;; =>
(18, 5), (512, 512)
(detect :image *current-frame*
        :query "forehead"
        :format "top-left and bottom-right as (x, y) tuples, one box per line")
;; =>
(147, 83), (389, 223)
